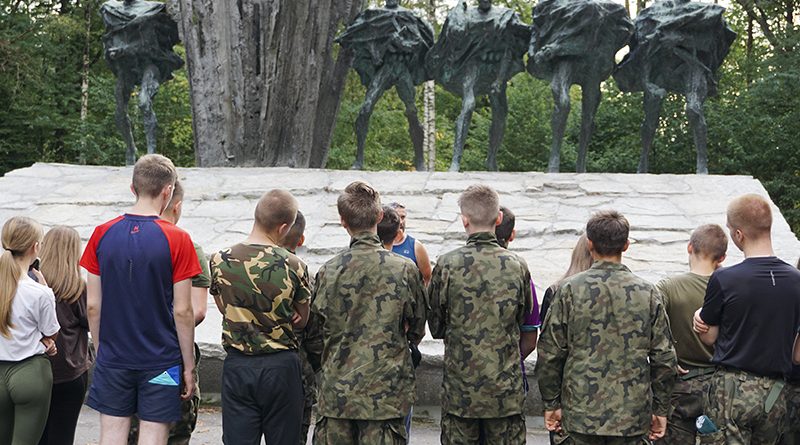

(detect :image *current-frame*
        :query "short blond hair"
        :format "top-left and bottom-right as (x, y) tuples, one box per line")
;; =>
(254, 190), (298, 231)
(689, 224), (728, 261)
(337, 181), (382, 231)
(458, 184), (500, 227)
(727, 194), (772, 239)
(132, 154), (177, 199)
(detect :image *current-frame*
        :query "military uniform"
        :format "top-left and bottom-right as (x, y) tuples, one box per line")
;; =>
(428, 232), (532, 445)
(536, 261), (676, 444)
(128, 242), (210, 445)
(779, 378), (800, 445)
(312, 232), (426, 445)
(295, 299), (323, 444)
(210, 242), (311, 445)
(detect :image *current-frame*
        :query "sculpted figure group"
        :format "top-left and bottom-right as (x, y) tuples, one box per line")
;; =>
(340, 0), (736, 174)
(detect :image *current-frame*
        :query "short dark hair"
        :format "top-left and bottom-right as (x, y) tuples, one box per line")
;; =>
(586, 210), (629, 256)
(164, 180), (184, 213)
(495, 206), (515, 248)
(337, 181), (382, 231)
(282, 210), (306, 251)
(689, 224), (728, 261)
(132, 154), (177, 199)
(254, 189), (298, 231)
(378, 206), (401, 246)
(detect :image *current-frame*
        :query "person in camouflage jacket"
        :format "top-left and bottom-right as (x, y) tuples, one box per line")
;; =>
(536, 210), (676, 445)
(312, 181), (427, 445)
(428, 184), (533, 445)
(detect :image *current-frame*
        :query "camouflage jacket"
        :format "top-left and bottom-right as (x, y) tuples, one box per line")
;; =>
(536, 261), (676, 436)
(209, 243), (311, 354)
(312, 232), (427, 420)
(428, 232), (533, 418)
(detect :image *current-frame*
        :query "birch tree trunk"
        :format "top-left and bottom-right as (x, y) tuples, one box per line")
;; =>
(423, 0), (437, 171)
(177, 0), (363, 168)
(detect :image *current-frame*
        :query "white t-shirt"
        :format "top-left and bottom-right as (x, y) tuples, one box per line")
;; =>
(0, 275), (60, 361)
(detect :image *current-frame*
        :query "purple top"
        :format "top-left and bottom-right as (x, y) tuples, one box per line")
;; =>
(521, 280), (541, 331)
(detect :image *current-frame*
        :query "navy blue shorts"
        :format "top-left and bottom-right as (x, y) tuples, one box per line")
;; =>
(86, 362), (183, 423)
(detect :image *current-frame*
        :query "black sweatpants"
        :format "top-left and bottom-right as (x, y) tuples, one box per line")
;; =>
(221, 349), (303, 445)
(38, 372), (88, 445)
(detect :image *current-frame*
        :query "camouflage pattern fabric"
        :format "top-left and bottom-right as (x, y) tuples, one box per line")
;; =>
(128, 345), (201, 445)
(296, 311), (323, 444)
(655, 373), (713, 445)
(312, 232), (426, 420)
(699, 370), (787, 444)
(428, 232), (533, 418)
(192, 242), (211, 289)
(313, 416), (406, 445)
(556, 431), (649, 445)
(441, 413), (525, 445)
(536, 261), (676, 437)
(209, 243), (311, 354)
(779, 382), (800, 445)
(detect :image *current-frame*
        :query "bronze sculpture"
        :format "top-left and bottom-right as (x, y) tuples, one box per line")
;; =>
(100, 0), (183, 166)
(614, 0), (736, 174)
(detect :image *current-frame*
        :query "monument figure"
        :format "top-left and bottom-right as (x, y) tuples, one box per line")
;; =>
(100, 0), (183, 166)
(614, 0), (736, 174)
(528, 0), (633, 173)
(336, 0), (434, 171)
(427, 0), (530, 172)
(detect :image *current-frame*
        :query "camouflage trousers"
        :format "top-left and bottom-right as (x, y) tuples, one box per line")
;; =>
(778, 382), (800, 445)
(299, 362), (316, 445)
(441, 413), (525, 445)
(313, 417), (406, 445)
(655, 371), (714, 445)
(128, 345), (201, 445)
(699, 369), (787, 445)
(554, 431), (649, 445)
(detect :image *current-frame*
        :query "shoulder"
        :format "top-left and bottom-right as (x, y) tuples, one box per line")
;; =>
(90, 215), (126, 239)
(435, 246), (467, 266)
(17, 277), (55, 302)
(154, 219), (192, 241)
(284, 250), (309, 274)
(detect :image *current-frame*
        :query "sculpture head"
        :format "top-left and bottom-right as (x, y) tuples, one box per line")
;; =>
(478, 0), (492, 12)
(385, 0), (399, 8)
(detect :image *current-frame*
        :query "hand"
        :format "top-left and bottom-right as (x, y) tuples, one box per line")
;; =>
(544, 409), (563, 433)
(649, 415), (667, 440)
(41, 337), (57, 356)
(181, 367), (195, 401)
(693, 309), (709, 334)
(677, 365), (689, 376)
(30, 268), (47, 287)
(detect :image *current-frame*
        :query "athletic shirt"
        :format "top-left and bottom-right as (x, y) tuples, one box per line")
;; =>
(699, 257), (800, 378)
(80, 214), (201, 370)
(0, 275), (60, 361)
(392, 234), (418, 265)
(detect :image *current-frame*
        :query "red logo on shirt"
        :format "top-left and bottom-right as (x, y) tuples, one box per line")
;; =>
(131, 225), (140, 234)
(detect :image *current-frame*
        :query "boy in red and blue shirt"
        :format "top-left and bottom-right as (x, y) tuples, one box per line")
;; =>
(81, 154), (200, 445)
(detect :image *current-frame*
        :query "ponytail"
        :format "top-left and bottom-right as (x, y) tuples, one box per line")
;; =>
(1, 216), (43, 338)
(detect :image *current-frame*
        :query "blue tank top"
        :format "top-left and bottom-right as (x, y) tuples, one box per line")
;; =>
(392, 234), (418, 265)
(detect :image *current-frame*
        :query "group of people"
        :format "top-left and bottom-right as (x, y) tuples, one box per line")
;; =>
(0, 153), (799, 445)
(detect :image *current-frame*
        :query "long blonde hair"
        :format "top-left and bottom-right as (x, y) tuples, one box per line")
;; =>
(557, 234), (594, 287)
(40, 226), (86, 304)
(1, 217), (43, 338)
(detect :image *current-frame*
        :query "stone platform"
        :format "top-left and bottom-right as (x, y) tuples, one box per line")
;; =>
(2, 163), (799, 414)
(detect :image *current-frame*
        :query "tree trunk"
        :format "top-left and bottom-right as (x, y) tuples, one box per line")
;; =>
(178, 0), (363, 168)
(423, 0), (436, 171)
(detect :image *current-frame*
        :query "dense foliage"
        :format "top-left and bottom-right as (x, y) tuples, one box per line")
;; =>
(1, 0), (798, 234)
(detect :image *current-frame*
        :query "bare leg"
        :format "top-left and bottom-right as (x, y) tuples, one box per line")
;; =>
(353, 68), (392, 170)
(685, 68), (709, 175)
(548, 63), (572, 173)
(100, 414), (132, 445)
(486, 84), (508, 171)
(114, 78), (136, 166)
(577, 82), (601, 174)
(137, 420), (169, 445)
(139, 64), (162, 155)
(639, 90), (663, 174)
(452, 65), (478, 172)
(396, 72), (426, 172)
